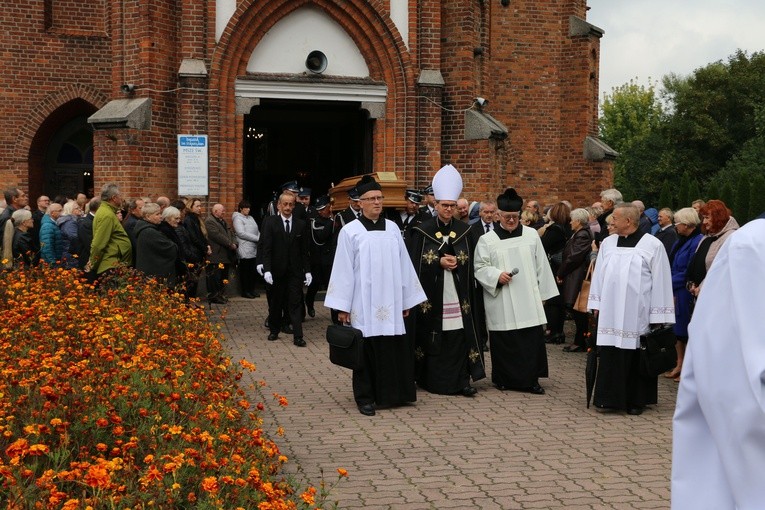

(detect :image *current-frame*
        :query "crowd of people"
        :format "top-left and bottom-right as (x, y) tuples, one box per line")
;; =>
(0, 174), (745, 419)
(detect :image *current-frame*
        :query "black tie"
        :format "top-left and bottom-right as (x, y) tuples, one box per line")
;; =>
(404, 214), (411, 226)
(285, 219), (290, 234)
(485, 223), (490, 233)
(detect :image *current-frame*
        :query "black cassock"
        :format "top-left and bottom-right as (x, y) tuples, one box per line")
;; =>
(408, 217), (485, 394)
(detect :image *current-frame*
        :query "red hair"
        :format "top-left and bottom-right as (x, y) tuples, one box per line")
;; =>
(699, 199), (730, 234)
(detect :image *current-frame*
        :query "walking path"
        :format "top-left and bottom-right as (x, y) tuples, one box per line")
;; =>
(217, 296), (676, 509)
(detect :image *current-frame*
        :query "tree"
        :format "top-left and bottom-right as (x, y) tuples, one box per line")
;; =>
(688, 179), (701, 205)
(658, 180), (673, 209)
(720, 182), (734, 209)
(706, 182), (720, 201)
(749, 175), (765, 219)
(599, 80), (666, 202)
(733, 174), (751, 224)
(677, 173), (690, 208)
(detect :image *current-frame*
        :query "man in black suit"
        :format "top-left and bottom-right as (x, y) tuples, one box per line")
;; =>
(655, 207), (678, 256)
(305, 195), (334, 318)
(387, 189), (426, 240)
(260, 193), (311, 347)
(469, 200), (500, 352)
(333, 186), (362, 232)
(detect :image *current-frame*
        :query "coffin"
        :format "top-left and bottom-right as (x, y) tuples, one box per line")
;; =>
(329, 172), (409, 212)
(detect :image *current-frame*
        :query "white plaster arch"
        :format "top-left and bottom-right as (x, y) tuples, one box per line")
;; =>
(246, 5), (370, 77)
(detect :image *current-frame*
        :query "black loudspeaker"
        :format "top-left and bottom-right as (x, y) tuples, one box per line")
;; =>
(305, 50), (328, 74)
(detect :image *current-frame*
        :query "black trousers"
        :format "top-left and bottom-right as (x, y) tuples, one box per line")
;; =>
(268, 275), (304, 339)
(237, 257), (257, 295)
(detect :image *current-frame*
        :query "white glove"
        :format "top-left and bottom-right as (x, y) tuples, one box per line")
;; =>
(264, 272), (273, 285)
(304, 273), (313, 287)
(256, 264), (264, 276)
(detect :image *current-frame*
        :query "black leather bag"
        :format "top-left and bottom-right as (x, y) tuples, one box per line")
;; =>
(639, 326), (677, 377)
(326, 324), (364, 370)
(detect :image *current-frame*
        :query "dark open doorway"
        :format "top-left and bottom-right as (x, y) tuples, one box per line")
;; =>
(243, 99), (373, 219)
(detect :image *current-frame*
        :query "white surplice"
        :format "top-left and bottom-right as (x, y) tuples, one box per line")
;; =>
(672, 218), (765, 510)
(473, 225), (558, 331)
(587, 234), (675, 349)
(324, 219), (427, 337)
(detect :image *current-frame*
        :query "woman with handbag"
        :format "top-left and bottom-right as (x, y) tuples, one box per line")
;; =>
(556, 208), (593, 352)
(540, 202), (571, 344)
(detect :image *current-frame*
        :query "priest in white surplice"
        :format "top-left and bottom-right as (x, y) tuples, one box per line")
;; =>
(324, 175), (427, 417)
(474, 188), (559, 394)
(672, 215), (765, 510)
(587, 203), (674, 415)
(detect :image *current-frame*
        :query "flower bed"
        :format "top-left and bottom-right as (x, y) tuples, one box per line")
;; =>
(0, 266), (342, 509)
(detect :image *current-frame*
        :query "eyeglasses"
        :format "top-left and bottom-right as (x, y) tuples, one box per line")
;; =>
(499, 213), (520, 221)
(438, 203), (458, 209)
(359, 196), (384, 202)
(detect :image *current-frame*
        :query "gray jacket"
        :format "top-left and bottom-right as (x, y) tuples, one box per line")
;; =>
(232, 212), (260, 260)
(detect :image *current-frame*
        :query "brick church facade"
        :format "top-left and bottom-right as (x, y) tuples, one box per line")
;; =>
(0, 0), (613, 211)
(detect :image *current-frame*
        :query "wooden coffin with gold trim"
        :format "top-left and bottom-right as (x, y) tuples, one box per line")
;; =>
(328, 172), (409, 212)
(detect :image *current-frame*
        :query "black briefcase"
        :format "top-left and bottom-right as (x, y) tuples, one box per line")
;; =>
(639, 326), (677, 377)
(326, 324), (364, 370)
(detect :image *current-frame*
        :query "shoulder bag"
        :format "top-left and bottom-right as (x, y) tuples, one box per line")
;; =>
(573, 260), (594, 313)
(326, 324), (364, 370)
(639, 326), (677, 377)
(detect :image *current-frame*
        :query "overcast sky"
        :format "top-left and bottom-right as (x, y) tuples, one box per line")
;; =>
(586, 0), (765, 99)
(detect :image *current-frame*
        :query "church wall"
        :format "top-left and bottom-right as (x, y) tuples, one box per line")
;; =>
(1, 0), (611, 212)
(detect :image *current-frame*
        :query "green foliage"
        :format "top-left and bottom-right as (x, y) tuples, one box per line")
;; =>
(677, 173), (691, 208)
(734, 174), (751, 223)
(720, 182), (734, 208)
(688, 179), (701, 205)
(601, 50), (765, 204)
(706, 182), (719, 201)
(600, 80), (666, 203)
(658, 180), (673, 209)
(749, 175), (765, 219)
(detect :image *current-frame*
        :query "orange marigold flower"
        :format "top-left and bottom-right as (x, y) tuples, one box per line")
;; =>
(83, 465), (111, 489)
(239, 359), (256, 371)
(278, 455), (288, 463)
(337, 468), (348, 477)
(201, 476), (219, 494)
(95, 418), (109, 427)
(5, 438), (29, 459)
(28, 443), (50, 456)
(61, 500), (80, 510)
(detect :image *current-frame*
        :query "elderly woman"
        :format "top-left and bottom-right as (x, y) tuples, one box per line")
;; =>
(540, 202), (572, 344)
(232, 200), (260, 299)
(182, 198), (210, 298)
(556, 208), (593, 352)
(157, 206), (189, 287)
(686, 199), (738, 297)
(664, 207), (703, 381)
(39, 202), (63, 265)
(57, 201), (82, 268)
(2, 209), (35, 268)
(134, 203), (180, 287)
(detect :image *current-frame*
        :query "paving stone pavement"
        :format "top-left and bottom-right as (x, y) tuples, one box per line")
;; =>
(215, 295), (677, 510)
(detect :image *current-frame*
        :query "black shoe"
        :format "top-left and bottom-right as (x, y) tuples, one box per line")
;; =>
(307, 306), (315, 318)
(481, 344), (489, 352)
(267, 333), (279, 341)
(281, 325), (294, 334)
(496, 384), (508, 391)
(243, 292), (257, 299)
(527, 384), (545, 395)
(626, 407), (644, 416)
(358, 404), (376, 416)
(545, 333), (565, 345)
(460, 386), (478, 397)
(563, 344), (586, 353)
(208, 296), (226, 304)
(264, 318), (270, 329)
(293, 337), (306, 347)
